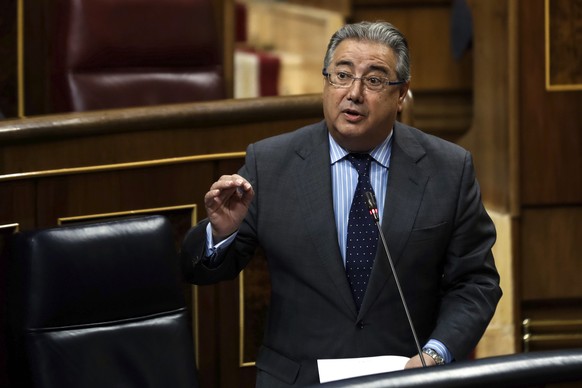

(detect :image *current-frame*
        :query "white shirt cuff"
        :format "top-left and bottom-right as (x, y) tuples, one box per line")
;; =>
(205, 223), (238, 259)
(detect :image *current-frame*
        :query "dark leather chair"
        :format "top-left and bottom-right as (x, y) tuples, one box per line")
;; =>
(40, 0), (225, 113)
(7, 215), (198, 388)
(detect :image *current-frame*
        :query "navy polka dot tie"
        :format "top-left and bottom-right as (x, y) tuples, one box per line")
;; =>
(345, 153), (378, 311)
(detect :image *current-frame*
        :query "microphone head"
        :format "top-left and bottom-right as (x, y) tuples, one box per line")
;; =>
(365, 191), (377, 210)
(365, 191), (380, 222)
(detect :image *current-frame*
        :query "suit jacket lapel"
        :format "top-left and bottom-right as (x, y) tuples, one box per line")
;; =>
(292, 122), (358, 317)
(360, 123), (429, 316)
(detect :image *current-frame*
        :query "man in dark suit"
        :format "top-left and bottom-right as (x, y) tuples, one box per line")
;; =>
(182, 21), (502, 387)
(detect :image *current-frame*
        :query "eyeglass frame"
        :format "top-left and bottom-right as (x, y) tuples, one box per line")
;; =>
(322, 69), (406, 92)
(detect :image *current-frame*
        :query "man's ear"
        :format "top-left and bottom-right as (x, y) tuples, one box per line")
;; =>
(397, 83), (411, 112)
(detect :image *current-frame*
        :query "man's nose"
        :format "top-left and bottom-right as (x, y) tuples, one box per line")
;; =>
(347, 79), (365, 101)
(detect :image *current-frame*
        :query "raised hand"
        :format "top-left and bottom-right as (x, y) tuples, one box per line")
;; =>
(204, 174), (254, 241)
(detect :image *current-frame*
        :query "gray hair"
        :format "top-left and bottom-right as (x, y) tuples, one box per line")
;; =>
(323, 21), (411, 82)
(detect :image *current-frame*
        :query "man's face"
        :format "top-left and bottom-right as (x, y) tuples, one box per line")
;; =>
(323, 39), (409, 152)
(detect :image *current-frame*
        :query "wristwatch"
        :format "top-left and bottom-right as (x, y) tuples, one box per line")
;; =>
(422, 347), (445, 365)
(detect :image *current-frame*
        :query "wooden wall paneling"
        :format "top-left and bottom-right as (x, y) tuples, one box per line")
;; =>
(0, 95), (323, 175)
(519, 0), (582, 206)
(515, 0), (582, 350)
(0, 180), (36, 230)
(352, 2), (473, 92)
(455, 0), (521, 357)
(0, 118), (312, 175)
(218, 275), (245, 387)
(520, 207), (582, 301)
(411, 89), (473, 143)
(214, 0), (235, 99)
(521, 298), (582, 353)
(195, 281), (220, 388)
(32, 162), (215, 228)
(286, 0), (351, 17)
(22, 0), (51, 116)
(0, 91), (410, 221)
(465, 0), (582, 356)
(462, 0), (517, 214)
(522, 299), (582, 322)
(239, 249), (270, 367)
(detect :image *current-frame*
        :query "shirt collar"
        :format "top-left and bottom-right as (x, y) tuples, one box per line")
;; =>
(329, 130), (393, 168)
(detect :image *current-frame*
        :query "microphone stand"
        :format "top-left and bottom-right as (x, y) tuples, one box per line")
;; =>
(365, 191), (427, 368)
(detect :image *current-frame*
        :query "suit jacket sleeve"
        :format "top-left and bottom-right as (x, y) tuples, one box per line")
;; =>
(430, 151), (502, 360)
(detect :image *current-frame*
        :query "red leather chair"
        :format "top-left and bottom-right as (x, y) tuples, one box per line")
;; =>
(44, 0), (225, 113)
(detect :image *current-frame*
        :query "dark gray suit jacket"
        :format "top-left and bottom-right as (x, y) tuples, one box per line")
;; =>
(181, 120), (502, 387)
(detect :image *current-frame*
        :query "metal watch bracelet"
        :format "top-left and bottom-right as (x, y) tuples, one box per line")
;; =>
(422, 347), (445, 365)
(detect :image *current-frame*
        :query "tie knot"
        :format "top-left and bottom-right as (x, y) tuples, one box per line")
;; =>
(347, 153), (372, 176)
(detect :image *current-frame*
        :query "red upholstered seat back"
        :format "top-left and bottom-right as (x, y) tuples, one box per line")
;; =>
(48, 0), (225, 112)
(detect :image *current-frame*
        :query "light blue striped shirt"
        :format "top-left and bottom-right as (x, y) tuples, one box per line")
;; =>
(329, 132), (392, 265)
(330, 131), (452, 363)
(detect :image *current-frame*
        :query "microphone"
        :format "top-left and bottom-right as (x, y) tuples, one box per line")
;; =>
(365, 191), (427, 368)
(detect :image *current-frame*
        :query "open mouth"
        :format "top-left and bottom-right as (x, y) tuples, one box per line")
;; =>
(342, 108), (365, 121)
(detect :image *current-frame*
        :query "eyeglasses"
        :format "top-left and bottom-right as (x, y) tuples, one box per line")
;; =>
(322, 69), (405, 92)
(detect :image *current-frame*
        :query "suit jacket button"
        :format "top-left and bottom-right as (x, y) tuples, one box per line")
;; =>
(357, 320), (365, 329)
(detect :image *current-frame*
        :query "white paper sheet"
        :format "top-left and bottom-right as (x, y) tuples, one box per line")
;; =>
(317, 355), (410, 383)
